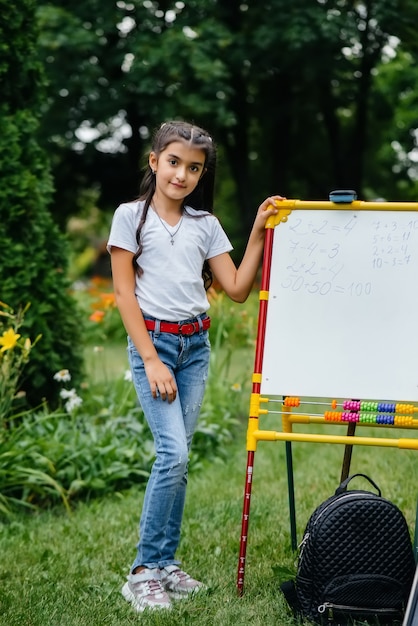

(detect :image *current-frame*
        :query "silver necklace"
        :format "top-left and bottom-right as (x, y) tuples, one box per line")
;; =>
(153, 207), (183, 245)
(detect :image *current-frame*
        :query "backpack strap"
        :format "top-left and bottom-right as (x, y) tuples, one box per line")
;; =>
(335, 473), (382, 497)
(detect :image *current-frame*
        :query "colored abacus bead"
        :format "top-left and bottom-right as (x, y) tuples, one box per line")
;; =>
(284, 396), (300, 407)
(394, 415), (413, 426)
(343, 400), (360, 411)
(342, 411), (359, 422)
(324, 411), (342, 421)
(359, 412), (377, 423)
(377, 403), (395, 413)
(361, 401), (378, 412)
(376, 414), (394, 425)
(396, 403), (414, 414)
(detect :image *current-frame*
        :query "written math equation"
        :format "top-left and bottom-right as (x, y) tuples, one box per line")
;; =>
(263, 208), (418, 399)
(276, 212), (417, 297)
(371, 217), (415, 269)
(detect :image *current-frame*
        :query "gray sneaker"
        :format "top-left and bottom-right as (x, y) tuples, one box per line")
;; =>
(121, 568), (171, 612)
(160, 565), (206, 599)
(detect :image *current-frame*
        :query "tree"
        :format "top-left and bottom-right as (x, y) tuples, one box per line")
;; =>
(0, 0), (84, 408)
(36, 0), (418, 247)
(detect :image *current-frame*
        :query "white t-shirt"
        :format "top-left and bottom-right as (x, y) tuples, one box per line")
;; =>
(107, 200), (233, 321)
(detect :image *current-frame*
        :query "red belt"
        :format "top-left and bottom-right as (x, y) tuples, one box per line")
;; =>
(144, 317), (211, 335)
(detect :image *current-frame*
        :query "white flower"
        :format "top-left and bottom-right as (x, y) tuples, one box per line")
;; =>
(53, 369), (71, 383)
(58, 386), (83, 412)
(60, 388), (77, 399)
(124, 369), (133, 382)
(65, 395), (83, 413)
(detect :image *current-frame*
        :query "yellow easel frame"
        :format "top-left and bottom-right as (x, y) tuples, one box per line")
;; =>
(237, 198), (418, 596)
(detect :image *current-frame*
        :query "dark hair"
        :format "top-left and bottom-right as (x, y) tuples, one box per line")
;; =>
(133, 121), (217, 289)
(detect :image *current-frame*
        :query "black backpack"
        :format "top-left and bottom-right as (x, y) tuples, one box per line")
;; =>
(281, 474), (416, 624)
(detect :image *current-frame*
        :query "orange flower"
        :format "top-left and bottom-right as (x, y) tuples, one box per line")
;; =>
(90, 292), (116, 312)
(90, 276), (112, 289)
(89, 310), (105, 323)
(99, 292), (116, 308)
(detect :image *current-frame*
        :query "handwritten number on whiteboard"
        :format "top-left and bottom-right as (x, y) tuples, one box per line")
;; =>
(328, 244), (340, 259)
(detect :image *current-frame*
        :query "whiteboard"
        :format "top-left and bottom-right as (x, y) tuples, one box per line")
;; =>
(261, 209), (418, 401)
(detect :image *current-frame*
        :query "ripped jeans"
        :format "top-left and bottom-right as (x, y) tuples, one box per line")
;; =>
(127, 316), (210, 571)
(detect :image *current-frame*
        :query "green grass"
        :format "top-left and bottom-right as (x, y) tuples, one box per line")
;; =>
(1, 411), (417, 625)
(84, 338), (255, 386)
(2, 288), (418, 624)
(84, 342), (129, 383)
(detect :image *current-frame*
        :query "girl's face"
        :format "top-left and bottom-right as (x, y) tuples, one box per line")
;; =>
(149, 140), (206, 203)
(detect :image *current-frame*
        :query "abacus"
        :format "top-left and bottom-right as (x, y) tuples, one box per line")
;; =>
(237, 195), (418, 596)
(281, 397), (417, 426)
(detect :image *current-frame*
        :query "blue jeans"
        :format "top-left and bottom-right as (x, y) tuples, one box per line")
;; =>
(127, 315), (211, 571)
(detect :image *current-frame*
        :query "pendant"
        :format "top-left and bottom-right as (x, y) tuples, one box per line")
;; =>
(170, 238), (174, 245)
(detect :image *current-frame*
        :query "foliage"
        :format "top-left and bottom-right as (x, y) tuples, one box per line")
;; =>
(0, 418), (72, 517)
(0, 302), (41, 423)
(33, 0), (418, 250)
(74, 277), (127, 345)
(0, 286), (255, 517)
(0, 0), (84, 408)
(0, 358), (242, 517)
(0, 0), (47, 111)
(367, 47), (418, 199)
(207, 287), (258, 350)
(0, 396), (150, 516)
(75, 278), (260, 349)
(1, 421), (418, 624)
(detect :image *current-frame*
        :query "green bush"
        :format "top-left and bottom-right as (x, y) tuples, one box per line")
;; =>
(0, 287), (255, 517)
(0, 349), (243, 517)
(0, 0), (84, 408)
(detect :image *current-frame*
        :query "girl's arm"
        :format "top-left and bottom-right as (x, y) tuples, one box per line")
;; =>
(110, 246), (177, 402)
(209, 195), (284, 302)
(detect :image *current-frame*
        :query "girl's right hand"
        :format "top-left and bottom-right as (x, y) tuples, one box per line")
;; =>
(144, 357), (177, 403)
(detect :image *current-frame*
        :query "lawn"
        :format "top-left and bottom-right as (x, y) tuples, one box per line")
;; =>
(2, 291), (418, 624)
(1, 411), (417, 625)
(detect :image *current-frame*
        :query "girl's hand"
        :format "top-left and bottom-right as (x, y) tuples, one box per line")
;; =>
(144, 357), (177, 403)
(253, 195), (286, 235)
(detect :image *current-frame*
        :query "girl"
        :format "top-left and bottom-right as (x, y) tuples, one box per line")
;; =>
(107, 120), (283, 613)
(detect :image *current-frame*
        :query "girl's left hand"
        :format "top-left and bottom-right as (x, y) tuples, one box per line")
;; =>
(254, 195), (286, 232)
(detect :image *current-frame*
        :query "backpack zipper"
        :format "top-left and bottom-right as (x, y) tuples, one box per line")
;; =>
(318, 601), (400, 620)
(313, 492), (375, 527)
(297, 531), (310, 561)
(297, 494), (370, 572)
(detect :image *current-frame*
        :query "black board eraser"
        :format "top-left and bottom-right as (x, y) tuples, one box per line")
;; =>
(329, 189), (357, 203)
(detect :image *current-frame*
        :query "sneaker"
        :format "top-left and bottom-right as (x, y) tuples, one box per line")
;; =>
(121, 567), (172, 612)
(160, 565), (206, 599)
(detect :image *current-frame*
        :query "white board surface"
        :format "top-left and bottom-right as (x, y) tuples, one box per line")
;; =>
(261, 209), (418, 401)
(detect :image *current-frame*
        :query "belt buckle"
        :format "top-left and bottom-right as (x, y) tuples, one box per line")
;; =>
(179, 323), (195, 335)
